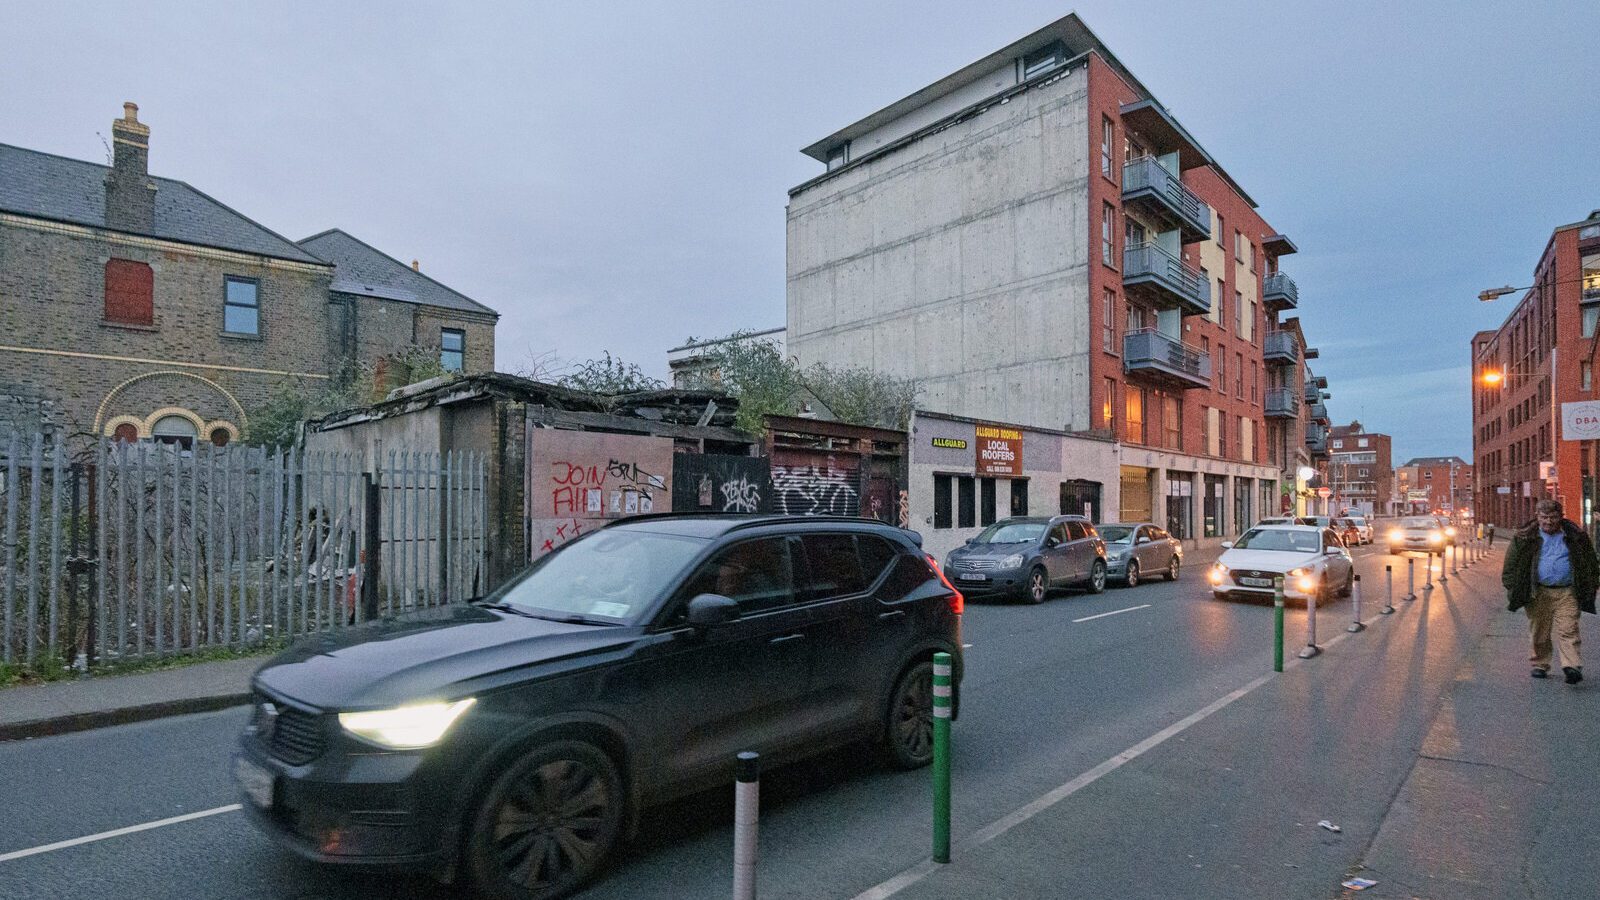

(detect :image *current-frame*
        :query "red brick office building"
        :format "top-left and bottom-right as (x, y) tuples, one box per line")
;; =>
(1472, 209), (1600, 530)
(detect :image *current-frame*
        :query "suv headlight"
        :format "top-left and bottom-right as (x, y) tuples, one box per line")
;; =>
(1000, 553), (1025, 568)
(340, 698), (476, 749)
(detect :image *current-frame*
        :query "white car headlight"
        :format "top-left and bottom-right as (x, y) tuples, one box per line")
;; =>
(339, 698), (476, 749)
(1001, 553), (1025, 568)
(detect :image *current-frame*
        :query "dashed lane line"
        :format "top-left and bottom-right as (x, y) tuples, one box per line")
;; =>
(1071, 604), (1151, 623)
(0, 804), (241, 863)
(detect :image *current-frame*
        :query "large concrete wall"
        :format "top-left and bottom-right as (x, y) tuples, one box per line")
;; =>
(787, 65), (1092, 434)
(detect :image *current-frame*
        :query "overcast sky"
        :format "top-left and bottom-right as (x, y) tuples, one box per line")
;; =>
(5, 0), (1597, 464)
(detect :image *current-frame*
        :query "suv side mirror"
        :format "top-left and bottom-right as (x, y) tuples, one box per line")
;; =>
(1045, 535), (1061, 548)
(1137, 535), (1151, 544)
(1220, 541), (1234, 549)
(686, 593), (741, 627)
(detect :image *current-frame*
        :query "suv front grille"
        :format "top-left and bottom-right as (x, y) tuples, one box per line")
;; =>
(958, 559), (997, 570)
(256, 695), (326, 765)
(1229, 569), (1283, 584)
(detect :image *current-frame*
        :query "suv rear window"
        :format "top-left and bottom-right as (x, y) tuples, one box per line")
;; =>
(800, 534), (868, 599)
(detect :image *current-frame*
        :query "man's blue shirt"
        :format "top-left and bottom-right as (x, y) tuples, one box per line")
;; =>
(1538, 528), (1573, 587)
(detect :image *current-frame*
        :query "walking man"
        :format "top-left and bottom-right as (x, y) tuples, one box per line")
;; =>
(1502, 500), (1597, 685)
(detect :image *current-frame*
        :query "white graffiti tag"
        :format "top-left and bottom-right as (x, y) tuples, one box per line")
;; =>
(719, 476), (763, 513)
(771, 465), (859, 516)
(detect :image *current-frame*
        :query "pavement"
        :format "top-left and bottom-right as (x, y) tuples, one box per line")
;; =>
(0, 655), (261, 742)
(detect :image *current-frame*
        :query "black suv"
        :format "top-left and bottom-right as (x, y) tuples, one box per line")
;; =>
(235, 515), (963, 899)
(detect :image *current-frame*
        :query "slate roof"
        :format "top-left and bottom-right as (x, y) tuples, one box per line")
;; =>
(1402, 456), (1468, 468)
(298, 228), (498, 318)
(0, 143), (324, 265)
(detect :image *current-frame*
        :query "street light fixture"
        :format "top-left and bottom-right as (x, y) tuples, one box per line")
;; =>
(1479, 285), (1519, 302)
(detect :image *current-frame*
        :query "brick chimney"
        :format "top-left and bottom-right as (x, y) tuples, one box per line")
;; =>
(104, 102), (156, 232)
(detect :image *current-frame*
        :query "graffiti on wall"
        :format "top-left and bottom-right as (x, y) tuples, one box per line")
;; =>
(898, 489), (910, 529)
(720, 476), (763, 513)
(671, 454), (772, 515)
(527, 429), (675, 557)
(771, 464), (860, 517)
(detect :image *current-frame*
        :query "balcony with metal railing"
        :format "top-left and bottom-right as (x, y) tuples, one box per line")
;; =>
(1309, 399), (1330, 424)
(1121, 157), (1211, 243)
(1306, 422), (1329, 455)
(1123, 328), (1211, 390)
(1123, 243), (1210, 316)
(1263, 329), (1299, 367)
(1263, 271), (1298, 310)
(1265, 387), (1301, 419)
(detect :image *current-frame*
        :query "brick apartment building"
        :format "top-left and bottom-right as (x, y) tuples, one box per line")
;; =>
(1472, 209), (1600, 530)
(1396, 456), (1472, 516)
(1326, 421), (1392, 516)
(0, 103), (497, 447)
(785, 13), (1318, 544)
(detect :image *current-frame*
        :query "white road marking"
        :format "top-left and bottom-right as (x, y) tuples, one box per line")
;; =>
(1072, 604), (1150, 623)
(0, 804), (241, 863)
(853, 627), (1359, 900)
(962, 643), (973, 649)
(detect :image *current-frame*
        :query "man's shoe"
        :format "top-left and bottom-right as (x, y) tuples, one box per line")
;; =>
(1532, 668), (1549, 679)
(1565, 667), (1583, 685)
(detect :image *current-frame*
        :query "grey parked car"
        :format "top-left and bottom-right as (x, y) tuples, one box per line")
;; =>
(944, 515), (1107, 603)
(1098, 522), (1183, 587)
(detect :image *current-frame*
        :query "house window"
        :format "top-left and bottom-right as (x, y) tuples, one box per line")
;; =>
(104, 259), (154, 326)
(1124, 386), (1146, 445)
(1358, 438), (1369, 448)
(223, 276), (259, 335)
(151, 415), (197, 451)
(1102, 203), (1116, 266)
(1101, 117), (1115, 179)
(441, 328), (466, 372)
(825, 143), (849, 171)
(1102, 289), (1117, 353)
(1584, 305), (1600, 339)
(1102, 377), (1116, 431)
(1021, 43), (1065, 78)
(112, 422), (139, 444)
(210, 427), (232, 448)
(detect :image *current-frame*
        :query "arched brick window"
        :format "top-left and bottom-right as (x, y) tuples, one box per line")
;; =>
(210, 428), (232, 447)
(104, 259), (154, 325)
(112, 422), (139, 444)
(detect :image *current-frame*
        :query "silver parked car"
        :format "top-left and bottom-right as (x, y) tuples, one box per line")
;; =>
(944, 515), (1108, 603)
(1098, 522), (1183, 587)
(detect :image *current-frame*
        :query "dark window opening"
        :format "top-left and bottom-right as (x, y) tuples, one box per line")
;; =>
(980, 478), (997, 526)
(957, 476), (976, 529)
(933, 475), (953, 529)
(1011, 479), (1029, 517)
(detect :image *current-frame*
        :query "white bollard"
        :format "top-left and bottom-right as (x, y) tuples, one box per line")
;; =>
(1405, 557), (1417, 601)
(1348, 573), (1366, 632)
(1299, 578), (1321, 659)
(733, 751), (760, 900)
(1382, 564), (1395, 614)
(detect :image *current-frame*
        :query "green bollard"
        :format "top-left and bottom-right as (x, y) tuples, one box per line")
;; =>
(932, 652), (953, 864)
(1274, 576), (1285, 673)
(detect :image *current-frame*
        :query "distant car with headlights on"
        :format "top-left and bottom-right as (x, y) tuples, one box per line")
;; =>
(1096, 522), (1183, 587)
(944, 516), (1107, 602)
(1208, 525), (1354, 604)
(1386, 516), (1448, 555)
(1348, 516), (1374, 545)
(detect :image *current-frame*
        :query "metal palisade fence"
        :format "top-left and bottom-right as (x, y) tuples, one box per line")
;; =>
(0, 434), (487, 671)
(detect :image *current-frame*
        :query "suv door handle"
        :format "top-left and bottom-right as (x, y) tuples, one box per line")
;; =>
(876, 610), (906, 622)
(768, 633), (806, 645)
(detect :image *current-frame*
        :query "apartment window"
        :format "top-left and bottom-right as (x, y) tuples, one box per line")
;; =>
(825, 143), (849, 171)
(1102, 377), (1117, 431)
(223, 276), (259, 335)
(1126, 303), (1146, 334)
(1102, 289), (1117, 353)
(1235, 289), (1245, 334)
(1163, 394), (1182, 450)
(104, 259), (154, 326)
(1235, 352), (1244, 398)
(1584, 360), (1593, 392)
(1249, 300), (1258, 342)
(440, 328), (466, 372)
(957, 476), (976, 528)
(1584, 304), (1600, 339)
(1251, 363), (1259, 404)
(1358, 438), (1369, 448)
(1216, 351), (1226, 394)
(1102, 203), (1116, 267)
(1240, 417), (1254, 462)
(1101, 117), (1115, 179)
(1218, 414), (1228, 459)
(1216, 214), (1226, 251)
(1124, 386), (1147, 445)
(933, 475), (952, 529)
(1234, 229), (1246, 264)
(1021, 43), (1066, 78)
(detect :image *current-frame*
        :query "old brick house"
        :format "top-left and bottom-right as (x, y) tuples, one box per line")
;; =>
(0, 103), (497, 447)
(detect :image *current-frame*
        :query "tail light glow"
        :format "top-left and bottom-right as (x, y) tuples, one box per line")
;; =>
(925, 554), (964, 616)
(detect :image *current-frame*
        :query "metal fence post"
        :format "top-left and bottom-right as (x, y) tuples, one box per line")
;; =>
(1274, 576), (1285, 672)
(1347, 574), (1365, 632)
(733, 751), (759, 900)
(932, 651), (953, 864)
(1381, 564), (1395, 614)
(362, 472), (381, 622)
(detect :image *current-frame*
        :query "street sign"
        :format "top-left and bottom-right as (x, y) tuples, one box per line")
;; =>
(1562, 401), (1600, 440)
(1316, 487), (1332, 498)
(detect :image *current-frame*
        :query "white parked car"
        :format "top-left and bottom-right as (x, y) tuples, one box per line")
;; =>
(1208, 525), (1355, 603)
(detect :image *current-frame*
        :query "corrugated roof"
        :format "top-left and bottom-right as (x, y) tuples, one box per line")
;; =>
(298, 229), (497, 318)
(0, 143), (325, 264)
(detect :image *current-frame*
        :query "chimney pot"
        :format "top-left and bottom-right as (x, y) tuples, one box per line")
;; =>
(412, 259), (420, 271)
(123, 102), (139, 122)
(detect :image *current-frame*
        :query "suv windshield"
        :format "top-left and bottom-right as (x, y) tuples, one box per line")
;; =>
(491, 528), (709, 622)
(1098, 525), (1135, 544)
(971, 521), (1047, 544)
(1232, 529), (1320, 553)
